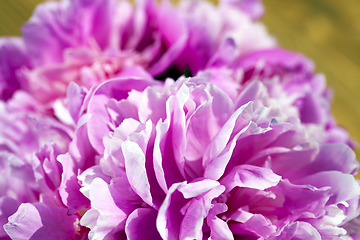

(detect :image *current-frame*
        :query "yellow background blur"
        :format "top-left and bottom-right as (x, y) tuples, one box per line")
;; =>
(1, 0), (360, 177)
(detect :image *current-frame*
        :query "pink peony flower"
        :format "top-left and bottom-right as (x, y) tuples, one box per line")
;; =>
(11, 73), (353, 239)
(0, 0), (274, 103)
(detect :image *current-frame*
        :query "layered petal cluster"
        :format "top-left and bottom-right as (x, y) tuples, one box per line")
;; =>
(0, 100), (75, 238)
(0, 0), (360, 240)
(204, 46), (354, 146)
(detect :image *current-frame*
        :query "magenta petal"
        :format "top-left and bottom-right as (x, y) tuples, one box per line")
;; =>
(185, 85), (233, 166)
(269, 180), (331, 222)
(0, 197), (20, 238)
(4, 203), (77, 239)
(157, 179), (225, 240)
(270, 222), (298, 239)
(235, 80), (266, 108)
(178, 178), (220, 199)
(78, 165), (112, 199)
(138, 87), (167, 124)
(120, 119), (166, 207)
(122, 139), (149, 193)
(179, 200), (205, 240)
(80, 178), (135, 239)
(123, 133), (162, 208)
(68, 113), (97, 170)
(154, 120), (175, 193)
(203, 102), (254, 180)
(66, 82), (88, 124)
(220, 165), (281, 192)
(87, 94), (115, 154)
(299, 93), (326, 124)
(125, 208), (162, 240)
(270, 221), (321, 239)
(0, 38), (29, 101)
(153, 96), (187, 190)
(262, 147), (319, 178)
(31, 144), (63, 205)
(115, 66), (153, 80)
(157, 182), (187, 240)
(295, 171), (360, 205)
(207, 203), (234, 240)
(292, 222), (321, 240)
(179, 185), (225, 240)
(58, 153), (90, 215)
(207, 38), (237, 68)
(230, 213), (276, 238)
(293, 143), (359, 179)
(102, 118), (143, 177)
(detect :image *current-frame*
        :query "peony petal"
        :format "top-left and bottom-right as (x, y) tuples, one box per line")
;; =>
(4, 203), (77, 239)
(207, 203), (234, 240)
(178, 178), (220, 199)
(0, 38), (29, 101)
(179, 185), (225, 240)
(220, 164), (281, 192)
(295, 171), (360, 205)
(0, 197), (20, 238)
(66, 82), (88, 124)
(153, 95), (186, 191)
(292, 221), (321, 240)
(78, 165), (112, 199)
(123, 122), (166, 209)
(102, 118), (143, 177)
(292, 143), (359, 180)
(80, 178), (135, 240)
(125, 208), (162, 240)
(123, 140), (154, 207)
(157, 181), (187, 240)
(203, 101), (253, 179)
(230, 213), (276, 238)
(58, 153), (90, 215)
(206, 38), (237, 68)
(299, 93), (326, 124)
(68, 113), (97, 170)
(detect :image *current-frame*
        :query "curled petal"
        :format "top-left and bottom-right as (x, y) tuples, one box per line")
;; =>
(80, 178), (135, 240)
(220, 164), (281, 192)
(125, 208), (162, 240)
(207, 203), (234, 240)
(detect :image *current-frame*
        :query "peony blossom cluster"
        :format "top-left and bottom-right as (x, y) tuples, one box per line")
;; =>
(0, 0), (359, 239)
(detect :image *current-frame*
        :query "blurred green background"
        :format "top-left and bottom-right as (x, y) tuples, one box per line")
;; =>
(1, 0), (360, 176)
